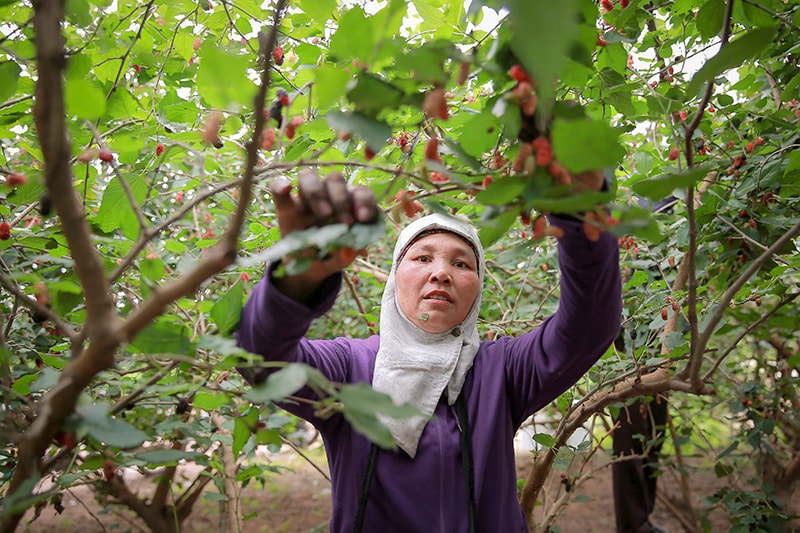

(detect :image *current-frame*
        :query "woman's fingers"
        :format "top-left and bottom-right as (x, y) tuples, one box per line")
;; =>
(351, 185), (378, 223)
(297, 168), (333, 221)
(269, 176), (302, 236)
(324, 172), (354, 225)
(274, 169), (378, 235)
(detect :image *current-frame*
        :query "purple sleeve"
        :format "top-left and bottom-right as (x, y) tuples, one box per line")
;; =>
(236, 263), (351, 386)
(501, 216), (622, 425)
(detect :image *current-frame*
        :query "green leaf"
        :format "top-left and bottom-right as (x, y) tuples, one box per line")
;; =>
(346, 72), (405, 117)
(442, 136), (482, 171)
(65, 0), (92, 26)
(210, 281), (244, 336)
(314, 64), (351, 108)
(551, 118), (625, 173)
(194, 391), (230, 410)
(204, 492), (229, 502)
(326, 111), (392, 152)
(246, 364), (310, 403)
(714, 461), (734, 478)
(742, 1), (778, 27)
(232, 407), (259, 458)
(0, 476), (46, 516)
(0, 61), (21, 103)
(297, 0), (337, 22)
(716, 93), (734, 107)
(631, 167), (709, 201)
(459, 110), (501, 159)
(476, 175), (528, 206)
(624, 270), (649, 289)
(30, 368), (59, 392)
(129, 318), (192, 355)
(78, 403), (149, 449)
(96, 175), (147, 239)
(135, 450), (202, 465)
(686, 27), (777, 97)
(65, 78), (106, 120)
(479, 208), (518, 248)
(695, 0), (725, 40)
(507, 0), (580, 108)
(533, 433), (557, 448)
(241, 221), (386, 269)
(339, 383), (422, 449)
(330, 6), (375, 63)
(394, 40), (450, 84)
(531, 190), (615, 214)
(11, 373), (36, 395)
(139, 257), (166, 283)
(197, 42), (255, 110)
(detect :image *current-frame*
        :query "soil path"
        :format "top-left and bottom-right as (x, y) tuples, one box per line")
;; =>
(21, 448), (729, 532)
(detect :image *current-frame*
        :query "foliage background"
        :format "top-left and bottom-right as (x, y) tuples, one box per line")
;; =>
(1, 0), (799, 531)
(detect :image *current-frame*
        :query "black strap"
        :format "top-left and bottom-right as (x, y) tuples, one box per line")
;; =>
(353, 443), (378, 533)
(353, 396), (477, 533)
(456, 394), (477, 533)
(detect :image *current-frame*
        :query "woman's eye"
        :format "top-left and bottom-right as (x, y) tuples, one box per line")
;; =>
(416, 256), (430, 263)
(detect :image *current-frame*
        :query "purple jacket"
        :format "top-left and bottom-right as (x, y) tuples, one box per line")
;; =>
(237, 217), (621, 532)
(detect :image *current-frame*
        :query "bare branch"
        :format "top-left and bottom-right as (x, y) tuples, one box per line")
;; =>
(703, 293), (799, 381)
(0, 272), (78, 343)
(692, 220), (800, 381)
(211, 413), (242, 533)
(520, 368), (703, 528)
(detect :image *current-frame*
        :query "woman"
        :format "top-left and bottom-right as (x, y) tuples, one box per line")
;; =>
(237, 169), (621, 532)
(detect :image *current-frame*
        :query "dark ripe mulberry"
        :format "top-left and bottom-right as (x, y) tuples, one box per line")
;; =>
(269, 90), (289, 128)
(176, 397), (191, 415)
(40, 193), (53, 216)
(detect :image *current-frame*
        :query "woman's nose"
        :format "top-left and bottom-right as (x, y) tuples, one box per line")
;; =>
(429, 264), (452, 283)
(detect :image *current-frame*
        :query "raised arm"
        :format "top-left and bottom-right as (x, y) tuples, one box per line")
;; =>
(268, 170), (377, 304)
(500, 170), (622, 423)
(236, 170), (378, 383)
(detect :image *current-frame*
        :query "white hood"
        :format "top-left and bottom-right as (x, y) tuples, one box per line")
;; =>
(372, 213), (484, 457)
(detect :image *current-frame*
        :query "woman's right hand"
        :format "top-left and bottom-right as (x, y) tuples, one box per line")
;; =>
(269, 169), (378, 297)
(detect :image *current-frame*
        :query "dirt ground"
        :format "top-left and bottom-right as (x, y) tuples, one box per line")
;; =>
(20, 446), (733, 533)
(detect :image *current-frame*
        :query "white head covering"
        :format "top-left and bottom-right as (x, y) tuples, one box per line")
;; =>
(372, 213), (485, 457)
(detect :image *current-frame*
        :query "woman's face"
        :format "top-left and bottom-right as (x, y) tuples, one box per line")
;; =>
(395, 232), (480, 333)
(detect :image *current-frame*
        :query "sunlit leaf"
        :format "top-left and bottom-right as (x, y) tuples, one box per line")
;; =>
(197, 42), (255, 110)
(533, 433), (557, 448)
(65, 78), (106, 119)
(245, 364), (310, 403)
(78, 403), (149, 449)
(129, 318), (192, 355)
(631, 167), (709, 201)
(339, 383), (422, 449)
(326, 111), (392, 152)
(210, 281), (244, 336)
(0, 61), (21, 103)
(507, 0), (579, 109)
(686, 27), (777, 97)
(135, 450), (202, 465)
(551, 118), (626, 173)
(479, 208), (518, 248)
(330, 6), (375, 63)
(695, 0), (725, 40)
(194, 391), (230, 410)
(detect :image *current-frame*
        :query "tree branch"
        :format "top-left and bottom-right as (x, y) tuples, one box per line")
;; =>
(692, 220), (800, 382)
(211, 413), (242, 533)
(703, 293), (799, 381)
(520, 368), (702, 528)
